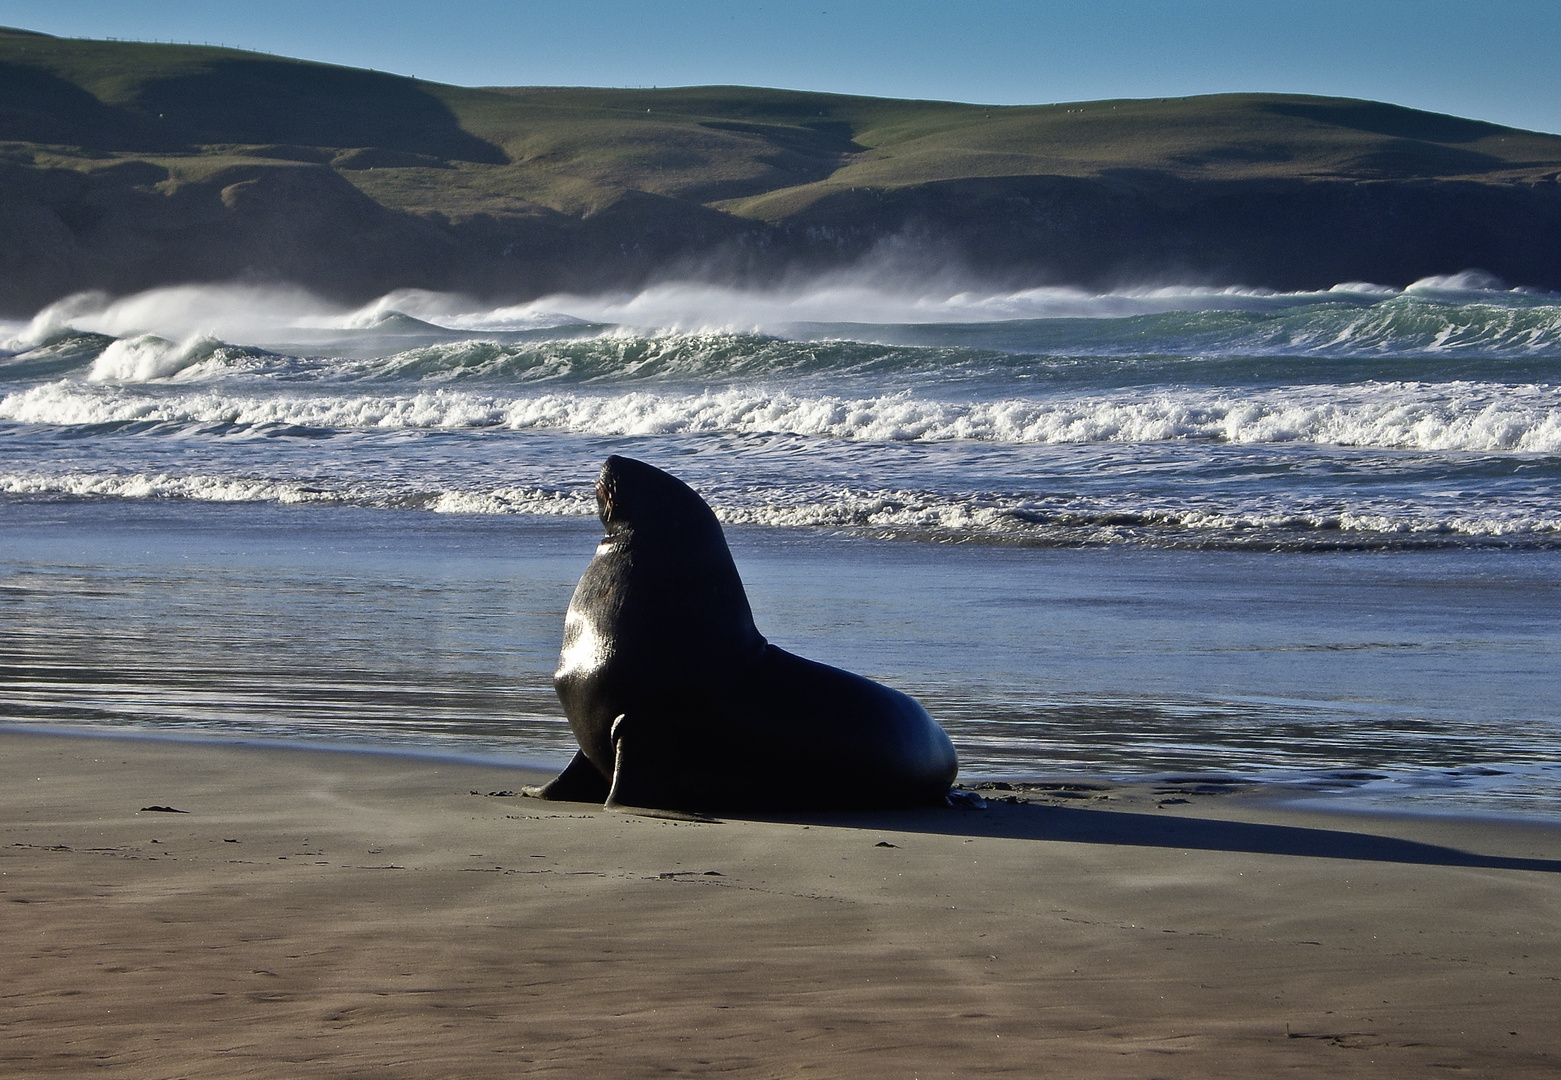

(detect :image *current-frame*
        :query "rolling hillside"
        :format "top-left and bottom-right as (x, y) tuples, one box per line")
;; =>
(4, 25), (1561, 312)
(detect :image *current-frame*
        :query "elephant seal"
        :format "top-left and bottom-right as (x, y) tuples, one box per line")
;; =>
(532, 455), (958, 812)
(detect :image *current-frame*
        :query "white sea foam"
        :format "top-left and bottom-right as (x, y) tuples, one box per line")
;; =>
(6, 469), (1554, 540)
(0, 471), (339, 505)
(719, 497), (1561, 539)
(86, 334), (231, 382)
(425, 487), (597, 515)
(0, 470), (598, 515)
(5, 379), (1559, 452)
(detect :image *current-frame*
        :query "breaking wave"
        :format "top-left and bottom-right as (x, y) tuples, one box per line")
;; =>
(3, 274), (1559, 551)
(5, 379), (1559, 452)
(5, 274), (1561, 362)
(5, 469), (1555, 547)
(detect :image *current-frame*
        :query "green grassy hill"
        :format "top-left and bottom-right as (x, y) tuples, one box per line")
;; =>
(4, 25), (1561, 311)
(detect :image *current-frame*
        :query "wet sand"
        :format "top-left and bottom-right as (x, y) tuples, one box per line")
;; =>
(4, 730), (1560, 1078)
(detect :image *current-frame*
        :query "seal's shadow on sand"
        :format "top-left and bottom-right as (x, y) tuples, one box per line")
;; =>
(759, 803), (1561, 874)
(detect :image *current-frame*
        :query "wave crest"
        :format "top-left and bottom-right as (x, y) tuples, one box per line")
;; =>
(5, 380), (1558, 452)
(9, 273), (1559, 357)
(87, 334), (232, 382)
(6, 469), (1555, 546)
(0, 470), (597, 515)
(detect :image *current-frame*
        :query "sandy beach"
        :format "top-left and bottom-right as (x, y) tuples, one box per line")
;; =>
(3, 730), (1559, 1078)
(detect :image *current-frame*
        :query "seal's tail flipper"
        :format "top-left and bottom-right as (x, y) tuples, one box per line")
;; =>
(523, 749), (611, 803)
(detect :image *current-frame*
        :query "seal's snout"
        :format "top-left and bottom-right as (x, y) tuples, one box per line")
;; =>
(597, 455), (657, 525)
(596, 456), (627, 524)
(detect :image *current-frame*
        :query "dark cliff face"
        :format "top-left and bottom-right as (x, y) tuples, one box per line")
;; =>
(5, 30), (1561, 312)
(0, 160), (450, 308)
(0, 161), (760, 311)
(6, 161), (1560, 313)
(750, 173), (1561, 292)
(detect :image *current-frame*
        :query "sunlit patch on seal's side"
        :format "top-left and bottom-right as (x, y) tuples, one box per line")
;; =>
(556, 607), (610, 682)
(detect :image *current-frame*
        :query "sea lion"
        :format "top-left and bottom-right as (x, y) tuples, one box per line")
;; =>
(531, 455), (958, 812)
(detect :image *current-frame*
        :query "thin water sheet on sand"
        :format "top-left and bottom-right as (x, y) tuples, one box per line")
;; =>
(3, 731), (1559, 1078)
(5, 499), (1560, 816)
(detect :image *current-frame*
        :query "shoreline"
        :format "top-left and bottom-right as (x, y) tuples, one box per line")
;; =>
(5, 728), (1560, 1077)
(8, 722), (1560, 828)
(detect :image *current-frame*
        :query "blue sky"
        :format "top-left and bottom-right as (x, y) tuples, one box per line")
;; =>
(3, 0), (1557, 133)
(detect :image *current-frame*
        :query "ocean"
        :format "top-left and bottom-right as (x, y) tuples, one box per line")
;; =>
(3, 273), (1559, 818)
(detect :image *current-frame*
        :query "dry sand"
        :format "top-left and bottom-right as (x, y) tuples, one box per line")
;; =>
(3, 729), (1559, 1078)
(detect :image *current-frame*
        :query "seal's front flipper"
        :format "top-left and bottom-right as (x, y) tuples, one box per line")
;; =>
(523, 749), (610, 803)
(604, 713), (657, 810)
(604, 714), (719, 821)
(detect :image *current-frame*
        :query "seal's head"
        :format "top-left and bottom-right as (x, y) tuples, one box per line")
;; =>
(595, 455), (721, 541)
(579, 455), (761, 656)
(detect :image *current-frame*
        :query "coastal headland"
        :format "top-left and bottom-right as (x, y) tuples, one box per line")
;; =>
(5, 731), (1560, 1077)
(5, 25), (1561, 314)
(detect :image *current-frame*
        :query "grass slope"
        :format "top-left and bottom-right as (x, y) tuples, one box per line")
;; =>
(7, 26), (1561, 220)
(4, 25), (1561, 306)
